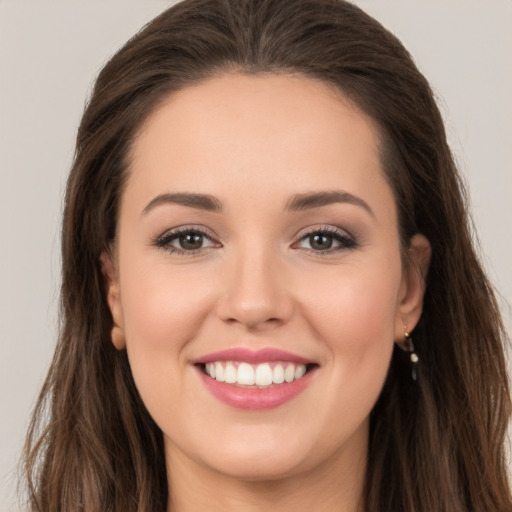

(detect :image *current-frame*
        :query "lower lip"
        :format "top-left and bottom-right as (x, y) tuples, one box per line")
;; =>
(197, 366), (316, 410)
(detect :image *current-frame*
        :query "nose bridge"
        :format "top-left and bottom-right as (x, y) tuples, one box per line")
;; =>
(217, 239), (293, 329)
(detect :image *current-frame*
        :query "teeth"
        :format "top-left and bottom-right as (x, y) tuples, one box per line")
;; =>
(255, 363), (272, 386)
(214, 362), (224, 382)
(224, 362), (237, 383)
(295, 364), (306, 379)
(204, 361), (308, 386)
(284, 364), (295, 383)
(237, 362), (255, 385)
(272, 364), (285, 384)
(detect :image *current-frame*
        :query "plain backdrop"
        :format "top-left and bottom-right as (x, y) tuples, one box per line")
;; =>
(1, 1), (511, 510)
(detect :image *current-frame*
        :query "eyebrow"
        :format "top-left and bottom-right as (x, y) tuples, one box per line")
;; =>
(141, 189), (374, 218)
(141, 193), (223, 216)
(285, 190), (375, 218)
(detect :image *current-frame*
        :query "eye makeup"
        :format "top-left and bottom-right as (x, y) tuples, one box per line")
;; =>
(151, 223), (358, 257)
(293, 225), (358, 255)
(152, 225), (221, 256)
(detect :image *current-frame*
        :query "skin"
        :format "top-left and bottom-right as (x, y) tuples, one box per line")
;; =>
(102, 73), (430, 512)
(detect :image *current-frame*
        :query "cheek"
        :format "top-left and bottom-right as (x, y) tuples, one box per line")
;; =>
(296, 256), (402, 402)
(294, 260), (400, 431)
(118, 258), (216, 408)
(301, 260), (401, 342)
(120, 261), (215, 347)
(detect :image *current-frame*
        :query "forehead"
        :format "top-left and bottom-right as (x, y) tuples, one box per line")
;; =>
(125, 72), (393, 220)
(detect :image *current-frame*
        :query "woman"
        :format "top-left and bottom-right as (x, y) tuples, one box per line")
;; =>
(23, 0), (512, 510)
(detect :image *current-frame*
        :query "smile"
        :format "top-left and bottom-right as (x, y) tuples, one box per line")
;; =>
(203, 361), (308, 387)
(195, 348), (318, 409)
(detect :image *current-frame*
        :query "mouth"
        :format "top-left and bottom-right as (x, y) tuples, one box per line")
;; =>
(197, 361), (317, 388)
(194, 348), (318, 410)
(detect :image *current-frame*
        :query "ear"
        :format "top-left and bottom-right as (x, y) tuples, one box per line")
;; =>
(100, 250), (125, 350)
(394, 233), (431, 341)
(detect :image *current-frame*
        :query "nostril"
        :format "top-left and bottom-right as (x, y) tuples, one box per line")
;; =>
(223, 315), (285, 330)
(215, 274), (295, 329)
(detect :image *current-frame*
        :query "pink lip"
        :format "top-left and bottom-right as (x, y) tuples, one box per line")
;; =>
(195, 347), (312, 365)
(197, 366), (316, 410)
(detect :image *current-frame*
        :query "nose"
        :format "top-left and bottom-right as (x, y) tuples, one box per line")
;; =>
(216, 247), (294, 331)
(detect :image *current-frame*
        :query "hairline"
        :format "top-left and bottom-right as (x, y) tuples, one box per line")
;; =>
(117, 68), (411, 260)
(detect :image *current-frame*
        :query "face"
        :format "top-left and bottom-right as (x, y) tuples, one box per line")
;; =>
(103, 73), (428, 483)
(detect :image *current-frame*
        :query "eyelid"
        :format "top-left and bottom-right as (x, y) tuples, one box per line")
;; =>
(292, 225), (358, 253)
(152, 224), (222, 254)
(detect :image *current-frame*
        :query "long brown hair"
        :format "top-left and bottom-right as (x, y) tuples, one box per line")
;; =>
(23, 1), (511, 510)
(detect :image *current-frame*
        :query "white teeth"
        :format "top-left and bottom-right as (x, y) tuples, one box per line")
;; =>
(255, 363), (273, 386)
(295, 364), (306, 379)
(237, 363), (255, 385)
(224, 362), (237, 383)
(272, 364), (285, 384)
(205, 361), (310, 386)
(284, 364), (295, 383)
(214, 362), (224, 382)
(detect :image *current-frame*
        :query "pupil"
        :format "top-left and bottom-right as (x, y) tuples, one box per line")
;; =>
(310, 234), (332, 250)
(179, 233), (203, 250)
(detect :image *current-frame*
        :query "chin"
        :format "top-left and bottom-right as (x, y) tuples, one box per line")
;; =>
(191, 431), (320, 482)
(210, 453), (306, 482)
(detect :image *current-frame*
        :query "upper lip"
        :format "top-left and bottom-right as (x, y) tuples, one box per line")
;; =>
(194, 347), (314, 365)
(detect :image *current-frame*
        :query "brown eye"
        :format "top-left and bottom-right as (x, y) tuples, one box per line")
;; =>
(154, 228), (218, 254)
(309, 233), (333, 251)
(295, 228), (357, 253)
(178, 232), (204, 250)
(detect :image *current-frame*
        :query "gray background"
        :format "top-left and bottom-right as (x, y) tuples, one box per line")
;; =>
(1, 1), (511, 510)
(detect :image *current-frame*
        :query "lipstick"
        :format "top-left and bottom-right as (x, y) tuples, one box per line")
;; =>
(194, 348), (317, 410)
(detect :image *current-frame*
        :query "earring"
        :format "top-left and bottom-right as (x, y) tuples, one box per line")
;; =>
(397, 330), (419, 381)
(403, 331), (419, 381)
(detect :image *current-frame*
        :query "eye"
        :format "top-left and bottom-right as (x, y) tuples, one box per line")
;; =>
(294, 227), (357, 253)
(175, 232), (208, 251)
(153, 227), (219, 255)
(306, 233), (335, 251)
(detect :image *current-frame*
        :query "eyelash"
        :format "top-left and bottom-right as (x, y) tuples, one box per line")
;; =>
(152, 225), (358, 256)
(152, 226), (220, 255)
(293, 226), (358, 255)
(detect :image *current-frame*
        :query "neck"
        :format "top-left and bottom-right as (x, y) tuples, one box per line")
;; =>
(165, 436), (367, 512)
